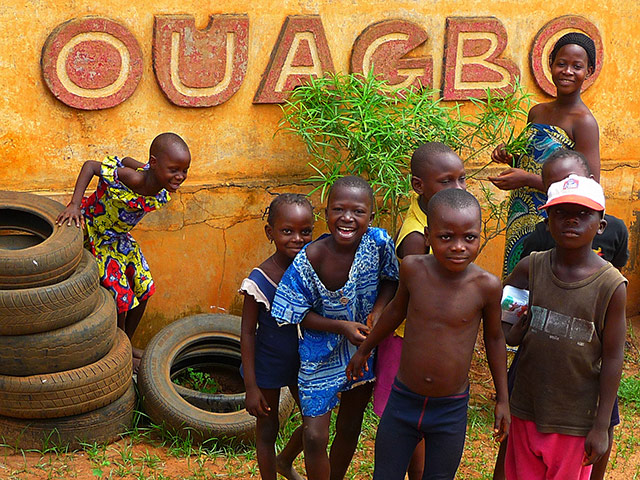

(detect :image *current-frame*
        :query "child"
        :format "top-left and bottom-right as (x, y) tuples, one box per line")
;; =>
(240, 194), (314, 480)
(347, 188), (510, 480)
(56, 132), (191, 369)
(375, 141), (466, 480)
(504, 175), (627, 480)
(489, 32), (600, 278)
(493, 149), (628, 480)
(521, 150), (629, 271)
(271, 176), (399, 480)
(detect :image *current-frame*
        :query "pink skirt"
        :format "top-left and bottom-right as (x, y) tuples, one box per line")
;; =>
(373, 334), (403, 417)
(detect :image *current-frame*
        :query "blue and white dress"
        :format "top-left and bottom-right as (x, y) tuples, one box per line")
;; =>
(272, 227), (399, 417)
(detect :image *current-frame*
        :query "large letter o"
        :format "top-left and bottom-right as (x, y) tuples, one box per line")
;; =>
(530, 15), (603, 97)
(41, 17), (143, 110)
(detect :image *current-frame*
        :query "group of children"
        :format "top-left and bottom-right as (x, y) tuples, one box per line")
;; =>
(55, 31), (628, 480)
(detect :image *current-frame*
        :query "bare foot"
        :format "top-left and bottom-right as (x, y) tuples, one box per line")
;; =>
(276, 456), (305, 480)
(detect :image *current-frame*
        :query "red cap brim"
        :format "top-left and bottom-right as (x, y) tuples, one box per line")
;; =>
(540, 195), (604, 211)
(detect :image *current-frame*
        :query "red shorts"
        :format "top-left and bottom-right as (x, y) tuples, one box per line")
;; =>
(506, 415), (592, 480)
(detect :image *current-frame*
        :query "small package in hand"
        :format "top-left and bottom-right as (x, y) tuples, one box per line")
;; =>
(501, 285), (529, 325)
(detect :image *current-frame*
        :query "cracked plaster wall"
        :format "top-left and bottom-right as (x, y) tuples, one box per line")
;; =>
(1, 0), (639, 346)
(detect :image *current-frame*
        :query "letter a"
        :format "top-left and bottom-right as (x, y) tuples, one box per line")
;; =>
(254, 16), (335, 104)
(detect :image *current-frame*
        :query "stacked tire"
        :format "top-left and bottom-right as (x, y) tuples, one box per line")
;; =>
(0, 191), (135, 449)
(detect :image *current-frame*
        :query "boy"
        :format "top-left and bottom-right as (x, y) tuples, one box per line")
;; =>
(347, 188), (510, 479)
(493, 149), (629, 480)
(374, 142), (466, 479)
(504, 175), (627, 479)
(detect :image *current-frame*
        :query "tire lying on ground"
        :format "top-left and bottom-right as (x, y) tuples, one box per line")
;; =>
(0, 190), (83, 289)
(0, 287), (117, 376)
(138, 314), (295, 444)
(0, 382), (136, 450)
(172, 343), (246, 412)
(0, 329), (132, 419)
(0, 249), (100, 335)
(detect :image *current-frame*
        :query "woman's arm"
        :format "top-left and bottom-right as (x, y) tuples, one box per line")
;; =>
(573, 114), (600, 181)
(56, 160), (101, 227)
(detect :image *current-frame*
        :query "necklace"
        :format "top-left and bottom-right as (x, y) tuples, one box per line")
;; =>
(270, 255), (287, 273)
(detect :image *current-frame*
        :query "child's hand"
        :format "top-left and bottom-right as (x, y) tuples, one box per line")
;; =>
(341, 321), (370, 346)
(345, 350), (370, 381)
(491, 143), (513, 165)
(56, 203), (83, 228)
(366, 311), (381, 329)
(583, 426), (609, 465)
(245, 386), (271, 418)
(488, 168), (531, 191)
(493, 400), (510, 443)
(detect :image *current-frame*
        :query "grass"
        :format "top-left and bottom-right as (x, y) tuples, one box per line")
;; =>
(1, 328), (639, 479)
(172, 368), (221, 395)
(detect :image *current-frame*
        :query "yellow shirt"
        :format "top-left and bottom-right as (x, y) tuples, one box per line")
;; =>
(394, 194), (428, 337)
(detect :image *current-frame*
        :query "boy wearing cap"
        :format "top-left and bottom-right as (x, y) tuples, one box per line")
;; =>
(503, 175), (627, 480)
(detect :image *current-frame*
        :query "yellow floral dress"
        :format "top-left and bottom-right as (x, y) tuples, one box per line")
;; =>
(81, 156), (170, 313)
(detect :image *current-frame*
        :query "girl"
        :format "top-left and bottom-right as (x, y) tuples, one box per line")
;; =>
(56, 132), (191, 370)
(489, 32), (600, 278)
(239, 193), (314, 480)
(271, 176), (399, 480)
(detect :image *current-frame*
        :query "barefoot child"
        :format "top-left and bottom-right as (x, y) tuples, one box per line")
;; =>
(272, 176), (399, 480)
(347, 188), (510, 480)
(490, 32), (600, 278)
(375, 142), (466, 480)
(56, 133), (191, 369)
(239, 193), (314, 480)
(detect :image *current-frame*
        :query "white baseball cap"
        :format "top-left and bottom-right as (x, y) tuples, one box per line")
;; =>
(541, 174), (605, 211)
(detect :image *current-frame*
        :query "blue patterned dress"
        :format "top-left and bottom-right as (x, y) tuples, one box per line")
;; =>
(502, 124), (574, 278)
(271, 227), (399, 417)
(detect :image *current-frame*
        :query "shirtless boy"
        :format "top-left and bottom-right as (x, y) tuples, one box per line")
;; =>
(347, 188), (510, 479)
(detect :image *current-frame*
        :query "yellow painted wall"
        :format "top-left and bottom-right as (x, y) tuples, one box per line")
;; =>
(1, 1), (638, 347)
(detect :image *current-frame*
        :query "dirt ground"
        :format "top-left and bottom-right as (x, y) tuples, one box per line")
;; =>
(1, 317), (639, 480)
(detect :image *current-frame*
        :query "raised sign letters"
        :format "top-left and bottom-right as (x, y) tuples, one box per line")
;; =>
(153, 15), (249, 107)
(40, 14), (602, 110)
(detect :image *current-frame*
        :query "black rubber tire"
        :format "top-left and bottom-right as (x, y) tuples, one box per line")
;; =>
(0, 249), (100, 335)
(0, 190), (83, 289)
(171, 343), (246, 412)
(0, 287), (117, 376)
(0, 382), (136, 450)
(138, 314), (295, 444)
(0, 329), (132, 419)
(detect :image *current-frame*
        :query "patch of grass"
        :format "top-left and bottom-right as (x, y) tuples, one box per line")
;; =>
(619, 374), (640, 409)
(172, 367), (222, 394)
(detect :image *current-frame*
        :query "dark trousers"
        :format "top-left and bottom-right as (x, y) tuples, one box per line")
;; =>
(373, 378), (469, 480)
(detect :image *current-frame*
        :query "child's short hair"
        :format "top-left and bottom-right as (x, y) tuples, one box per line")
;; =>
(426, 188), (481, 224)
(550, 32), (596, 69)
(150, 132), (189, 157)
(542, 149), (591, 178)
(266, 193), (313, 226)
(410, 142), (456, 177)
(328, 176), (374, 207)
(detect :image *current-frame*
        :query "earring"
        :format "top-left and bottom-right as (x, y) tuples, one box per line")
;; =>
(269, 238), (273, 244)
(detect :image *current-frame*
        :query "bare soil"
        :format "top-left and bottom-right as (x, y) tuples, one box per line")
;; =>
(1, 318), (639, 480)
